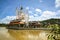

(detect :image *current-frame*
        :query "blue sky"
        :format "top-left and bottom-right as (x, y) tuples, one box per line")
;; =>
(0, 0), (60, 23)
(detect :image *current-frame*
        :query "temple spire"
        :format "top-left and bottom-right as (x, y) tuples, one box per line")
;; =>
(20, 6), (23, 10)
(16, 7), (19, 19)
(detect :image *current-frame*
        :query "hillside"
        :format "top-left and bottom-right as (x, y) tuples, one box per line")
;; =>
(0, 23), (8, 27)
(41, 18), (60, 24)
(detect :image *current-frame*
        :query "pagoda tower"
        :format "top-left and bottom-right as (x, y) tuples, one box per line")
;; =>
(16, 6), (29, 27)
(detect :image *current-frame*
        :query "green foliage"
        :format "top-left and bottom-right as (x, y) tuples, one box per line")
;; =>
(0, 24), (8, 27)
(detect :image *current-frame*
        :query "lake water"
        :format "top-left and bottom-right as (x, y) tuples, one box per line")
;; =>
(0, 27), (51, 40)
(0, 27), (16, 40)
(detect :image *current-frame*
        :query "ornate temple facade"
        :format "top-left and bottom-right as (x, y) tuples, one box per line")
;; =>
(7, 6), (41, 29)
(7, 6), (29, 29)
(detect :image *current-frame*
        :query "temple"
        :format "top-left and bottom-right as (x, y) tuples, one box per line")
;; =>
(7, 6), (41, 29)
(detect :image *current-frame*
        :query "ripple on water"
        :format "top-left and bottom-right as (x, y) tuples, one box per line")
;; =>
(0, 27), (16, 40)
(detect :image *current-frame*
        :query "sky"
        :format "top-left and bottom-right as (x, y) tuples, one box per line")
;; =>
(0, 0), (60, 23)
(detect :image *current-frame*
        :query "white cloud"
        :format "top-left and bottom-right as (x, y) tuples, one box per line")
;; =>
(28, 9), (60, 21)
(53, 16), (60, 19)
(35, 8), (42, 13)
(39, 0), (43, 2)
(55, 0), (60, 8)
(39, 11), (56, 21)
(42, 11), (56, 17)
(26, 7), (29, 10)
(26, 7), (34, 11)
(29, 17), (40, 21)
(34, 14), (38, 17)
(56, 10), (60, 17)
(0, 10), (60, 24)
(0, 16), (16, 24)
(29, 15), (34, 21)
(57, 10), (60, 13)
(28, 11), (33, 13)
(26, 8), (58, 21)
(29, 15), (34, 18)
(29, 15), (40, 21)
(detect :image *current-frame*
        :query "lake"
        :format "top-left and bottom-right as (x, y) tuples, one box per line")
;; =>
(0, 27), (52, 40)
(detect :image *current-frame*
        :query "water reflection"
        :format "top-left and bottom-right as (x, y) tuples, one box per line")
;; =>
(8, 30), (49, 40)
(0, 27), (16, 40)
(0, 27), (50, 40)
